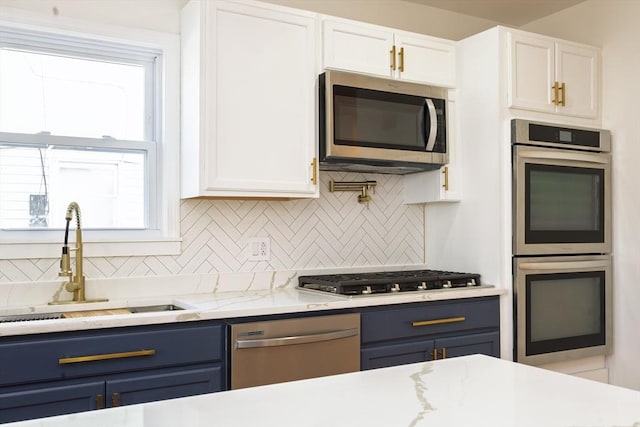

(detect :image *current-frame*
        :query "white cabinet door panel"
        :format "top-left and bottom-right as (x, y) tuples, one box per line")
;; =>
(210, 3), (316, 193)
(322, 19), (393, 78)
(508, 32), (555, 114)
(181, 0), (318, 198)
(395, 33), (455, 86)
(556, 43), (599, 118)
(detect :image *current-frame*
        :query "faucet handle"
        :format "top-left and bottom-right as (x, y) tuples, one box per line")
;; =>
(59, 246), (72, 277)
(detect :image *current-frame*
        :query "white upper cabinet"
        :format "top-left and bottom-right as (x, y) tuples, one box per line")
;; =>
(322, 17), (456, 87)
(181, 0), (319, 199)
(404, 89), (460, 203)
(508, 30), (599, 119)
(322, 19), (394, 78)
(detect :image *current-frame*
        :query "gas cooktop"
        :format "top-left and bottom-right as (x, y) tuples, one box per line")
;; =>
(297, 269), (483, 297)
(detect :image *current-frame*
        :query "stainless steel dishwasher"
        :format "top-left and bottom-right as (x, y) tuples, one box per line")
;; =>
(230, 313), (360, 389)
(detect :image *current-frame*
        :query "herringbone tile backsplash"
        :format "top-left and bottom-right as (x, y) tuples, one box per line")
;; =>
(0, 172), (424, 283)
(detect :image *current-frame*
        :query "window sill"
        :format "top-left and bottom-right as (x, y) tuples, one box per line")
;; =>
(0, 237), (182, 259)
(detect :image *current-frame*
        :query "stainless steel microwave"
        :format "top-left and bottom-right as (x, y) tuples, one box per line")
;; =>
(319, 70), (448, 174)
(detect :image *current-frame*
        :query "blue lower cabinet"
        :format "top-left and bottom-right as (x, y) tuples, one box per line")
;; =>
(0, 381), (103, 424)
(360, 297), (500, 370)
(0, 321), (226, 423)
(361, 340), (435, 370)
(434, 331), (500, 359)
(105, 366), (223, 407)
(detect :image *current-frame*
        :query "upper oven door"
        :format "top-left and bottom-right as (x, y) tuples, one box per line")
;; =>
(513, 145), (611, 255)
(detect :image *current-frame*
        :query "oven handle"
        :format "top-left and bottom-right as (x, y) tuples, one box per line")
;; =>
(518, 149), (609, 165)
(519, 260), (610, 271)
(424, 98), (438, 151)
(235, 328), (359, 349)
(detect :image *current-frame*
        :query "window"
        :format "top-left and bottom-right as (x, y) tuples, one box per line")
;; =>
(0, 23), (180, 258)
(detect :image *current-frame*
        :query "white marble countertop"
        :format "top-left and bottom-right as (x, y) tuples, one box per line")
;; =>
(0, 285), (505, 337)
(5, 354), (639, 427)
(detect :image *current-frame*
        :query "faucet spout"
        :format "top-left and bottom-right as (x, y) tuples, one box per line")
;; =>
(50, 202), (107, 305)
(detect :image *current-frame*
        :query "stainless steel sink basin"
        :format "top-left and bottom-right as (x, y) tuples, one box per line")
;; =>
(128, 304), (185, 313)
(0, 312), (64, 323)
(0, 304), (185, 323)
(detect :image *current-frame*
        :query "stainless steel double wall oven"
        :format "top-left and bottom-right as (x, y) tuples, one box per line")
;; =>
(512, 119), (612, 365)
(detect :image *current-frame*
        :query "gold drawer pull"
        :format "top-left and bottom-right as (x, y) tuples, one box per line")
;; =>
(390, 45), (397, 70)
(59, 349), (156, 364)
(96, 394), (104, 410)
(412, 316), (466, 327)
(310, 157), (318, 185)
(442, 166), (449, 191)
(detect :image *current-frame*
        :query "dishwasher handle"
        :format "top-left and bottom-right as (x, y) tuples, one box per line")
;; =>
(235, 328), (358, 349)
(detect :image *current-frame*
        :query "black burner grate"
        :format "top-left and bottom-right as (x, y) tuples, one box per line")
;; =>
(298, 269), (481, 295)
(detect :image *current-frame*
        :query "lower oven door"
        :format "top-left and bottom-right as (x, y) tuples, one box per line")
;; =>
(514, 255), (612, 365)
(230, 313), (360, 389)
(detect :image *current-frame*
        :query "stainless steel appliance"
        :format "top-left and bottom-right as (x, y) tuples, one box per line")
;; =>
(512, 119), (611, 256)
(511, 119), (613, 365)
(514, 255), (612, 365)
(298, 269), (486, 297)
(229, 313), (360, 389)
(319, 70), (448, 174)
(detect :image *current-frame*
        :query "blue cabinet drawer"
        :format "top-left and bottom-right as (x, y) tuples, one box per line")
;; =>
(0, 322), (223, 387)
(361, 297), (499, 344)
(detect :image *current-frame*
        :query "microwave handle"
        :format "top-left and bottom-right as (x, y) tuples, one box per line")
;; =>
(424, 98), (438, 151)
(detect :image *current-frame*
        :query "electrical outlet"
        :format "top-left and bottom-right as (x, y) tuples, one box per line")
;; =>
(247, 237), (270, 261)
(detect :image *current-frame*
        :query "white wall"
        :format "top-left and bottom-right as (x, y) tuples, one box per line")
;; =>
(524, 0), (640, 391)
(263, 0), (498, 40)
(0, 0), (500, 40)
(0, 0), (185, 33)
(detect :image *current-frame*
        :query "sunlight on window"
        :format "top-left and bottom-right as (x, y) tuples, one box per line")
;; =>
(0, 145), (145, 229)
(0, 49), (145, 140)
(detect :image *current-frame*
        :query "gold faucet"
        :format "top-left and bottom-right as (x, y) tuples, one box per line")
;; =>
(50, 202), (107, 305)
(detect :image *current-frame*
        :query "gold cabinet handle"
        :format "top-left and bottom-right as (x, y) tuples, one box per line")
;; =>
(398, 47), (405, 72)
(431, 348), (438, 360)
(96, 394), (104, 410)
(442, 166), (449, 191)
(552, 81), (560, 105)
(560, 82), (566, 106)
(390, 45), (397, 70)
(440, 347), (447, 359)
(59, 349), (156, 364)
(112, 392), (120, 407)
(310, 157), (318, 185)
(412, 317), (466, 327)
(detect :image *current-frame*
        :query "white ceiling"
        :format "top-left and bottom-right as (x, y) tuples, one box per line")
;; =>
(403, 0), (586, 26)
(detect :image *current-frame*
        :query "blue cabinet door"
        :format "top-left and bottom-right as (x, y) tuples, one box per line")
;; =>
(105, 366), (223, 407)
(435, 331), (500, 359)
(0, 381), (103, 424)
(361, 340), (435, 370)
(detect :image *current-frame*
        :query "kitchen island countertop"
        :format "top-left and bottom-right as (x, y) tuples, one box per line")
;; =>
(4, 354), (639, 427)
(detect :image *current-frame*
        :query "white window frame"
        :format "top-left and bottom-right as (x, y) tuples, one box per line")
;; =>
(0, 13), (181, 259)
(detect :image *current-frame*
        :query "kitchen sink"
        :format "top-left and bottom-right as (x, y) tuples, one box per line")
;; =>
(0, 304), (185, 323)
(128, 304), (185, 313)
(0, 313), (65, 323)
